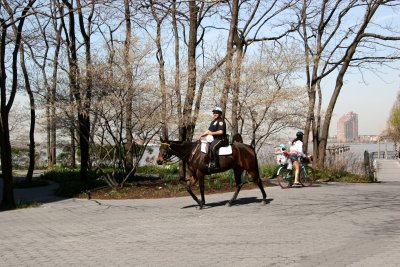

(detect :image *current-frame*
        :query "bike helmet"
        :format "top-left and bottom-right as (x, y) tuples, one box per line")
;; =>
(279, 144), (286, 150)
(296, 131), (304, 138)
(212, 106), (223, 114)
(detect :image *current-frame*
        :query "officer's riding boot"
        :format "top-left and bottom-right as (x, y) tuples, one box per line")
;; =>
(214, 151), (220, 169)
(211, 149), (220, 170)
(207, 148), (213, 168)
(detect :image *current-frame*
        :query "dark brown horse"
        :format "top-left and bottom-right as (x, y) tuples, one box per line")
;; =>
(156, 135), (267, 209)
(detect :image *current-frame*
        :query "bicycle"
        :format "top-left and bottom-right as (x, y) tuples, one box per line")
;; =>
(276, 151), (315, 189)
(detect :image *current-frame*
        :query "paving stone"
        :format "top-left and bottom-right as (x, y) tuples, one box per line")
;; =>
(1, 181), (400, 266)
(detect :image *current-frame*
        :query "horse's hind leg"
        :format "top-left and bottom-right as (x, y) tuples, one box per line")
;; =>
(256, 178), (267, 205)
(226, 169), (244, 207)
(248, 170), (267, 205)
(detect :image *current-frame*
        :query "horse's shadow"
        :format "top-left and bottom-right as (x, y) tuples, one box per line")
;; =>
(182, 197), (274, 209)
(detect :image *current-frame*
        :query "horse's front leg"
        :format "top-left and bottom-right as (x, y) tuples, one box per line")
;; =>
(199, 174), (205, 207)
(186, 176), (204, 209)
(227, 168), (244, 207)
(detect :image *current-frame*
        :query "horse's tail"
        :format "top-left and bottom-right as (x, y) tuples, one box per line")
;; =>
(253, 150), (261, 182)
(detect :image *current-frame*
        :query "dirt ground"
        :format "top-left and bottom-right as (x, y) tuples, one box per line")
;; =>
(78, 178), (276, 200)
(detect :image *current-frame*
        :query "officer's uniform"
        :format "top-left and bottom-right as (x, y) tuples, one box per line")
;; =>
(208, 117), (227, 169)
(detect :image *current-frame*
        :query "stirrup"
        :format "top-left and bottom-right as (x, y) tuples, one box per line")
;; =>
(209, 162), (219, 170)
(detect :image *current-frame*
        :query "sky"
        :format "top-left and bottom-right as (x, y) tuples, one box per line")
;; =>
(322, 65), (399, 136)
(322, 6), (400, 137)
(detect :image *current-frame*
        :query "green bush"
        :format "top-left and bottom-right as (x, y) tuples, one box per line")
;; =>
(259, 164), (279, 178)
(137, 164), (179, 175)
(16, 201), (41, 209)
(315, 168), (370, 183)
(43, 168), (105, 197)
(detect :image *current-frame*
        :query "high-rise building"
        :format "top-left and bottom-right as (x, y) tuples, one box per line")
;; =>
(337, 112), (358, 142)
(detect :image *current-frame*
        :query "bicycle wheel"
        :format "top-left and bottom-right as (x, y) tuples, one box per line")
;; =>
(277, 166), (293, 189)
(299, 165), (314, 187)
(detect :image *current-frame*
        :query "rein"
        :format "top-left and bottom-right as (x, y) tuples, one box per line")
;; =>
(163, 141), (198, 162)
(188, 142), (200, 162)
(161, 141), (200, 183)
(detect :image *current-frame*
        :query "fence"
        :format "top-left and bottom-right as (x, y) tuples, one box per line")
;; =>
(370, 151), (399, 160)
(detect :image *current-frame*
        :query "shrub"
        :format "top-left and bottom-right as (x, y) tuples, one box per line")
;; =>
(43, 168), (105, 197)
(259, 164), (279, 178)
(316, 168), (370, 183)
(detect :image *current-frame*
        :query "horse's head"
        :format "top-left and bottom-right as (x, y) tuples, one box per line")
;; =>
(157, 137), (172, 165)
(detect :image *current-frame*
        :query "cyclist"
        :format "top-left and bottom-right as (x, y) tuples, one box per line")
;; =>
(289, 131), (306, 185)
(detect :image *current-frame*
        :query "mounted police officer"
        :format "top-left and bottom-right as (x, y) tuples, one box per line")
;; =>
(197, 106), (227, 171)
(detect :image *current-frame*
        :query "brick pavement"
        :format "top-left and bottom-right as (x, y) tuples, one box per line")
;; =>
(1, 181), (400, 266)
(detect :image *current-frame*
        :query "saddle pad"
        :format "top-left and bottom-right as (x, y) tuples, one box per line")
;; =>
(201, 142), (232, 155)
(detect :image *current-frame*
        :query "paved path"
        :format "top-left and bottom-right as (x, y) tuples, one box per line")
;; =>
(1, 181), (400, 266)
(0, 171), (64, 204)
(375, 159), (400, 182)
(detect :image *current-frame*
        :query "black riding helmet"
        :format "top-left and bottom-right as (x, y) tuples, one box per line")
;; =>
(296, 131), (304, 138)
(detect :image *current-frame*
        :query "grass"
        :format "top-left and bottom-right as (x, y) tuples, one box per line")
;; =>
(16, 201), (41, 209)
(34, 160), (373, 199)
(315, 168), (370, 183)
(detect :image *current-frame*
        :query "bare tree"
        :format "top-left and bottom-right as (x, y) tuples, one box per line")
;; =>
(89, 56), (159, 188)
(24, 0), (64, 169)
(0, 0), (37, 210)
(298, 0), (400, 168)
(387, 91), (400, 155)
(19, 44), (36, 181)
(219, 0), (300, 136)
(60, 0), (79, 168)
(241, 44), (307, 151)
(145, 0), (169, 139)
(61, 0), (96, 180)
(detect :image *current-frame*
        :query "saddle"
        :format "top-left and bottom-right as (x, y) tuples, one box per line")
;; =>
(200, 139), (232, 155)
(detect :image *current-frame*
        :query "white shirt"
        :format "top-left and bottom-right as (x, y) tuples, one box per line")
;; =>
(290, 140), (305, 157)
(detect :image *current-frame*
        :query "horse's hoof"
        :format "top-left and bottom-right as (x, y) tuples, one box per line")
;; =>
(261, 199), (267, 205)
(225, 202), (233, 207)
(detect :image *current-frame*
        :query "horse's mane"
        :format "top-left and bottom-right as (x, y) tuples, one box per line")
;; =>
(231, 133), (256, 149)
(231, 133), (243, 144)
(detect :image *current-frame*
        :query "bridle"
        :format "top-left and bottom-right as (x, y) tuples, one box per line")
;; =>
(160, 142), (175, 162)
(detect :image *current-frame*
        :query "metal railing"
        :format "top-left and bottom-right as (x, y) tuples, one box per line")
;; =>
(370, 151), (399, 160)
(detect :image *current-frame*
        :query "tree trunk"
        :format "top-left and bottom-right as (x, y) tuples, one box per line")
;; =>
(124, 0), (134, 173)
(20, 44), (36, 181)
(62, 0), (80, 169)
(49, 20), (63, 168)
(316, 2), (381, 168)
(172, 0), (182, 130)
(0, 122), (14, 210)
(0, 0), (36, 210)
(70, 125), (76, 168)
(181, 0), (198, 141)
(220, 0), (238, 113)
(150, 1), (168, 140)
(231, 39), (243, 135)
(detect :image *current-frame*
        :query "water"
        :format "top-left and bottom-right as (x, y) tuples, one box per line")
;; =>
(258, 142), (397, 164)
(327, 142), (397, 159)
(142, 142), (398, 166)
